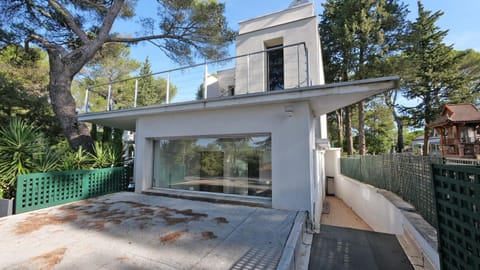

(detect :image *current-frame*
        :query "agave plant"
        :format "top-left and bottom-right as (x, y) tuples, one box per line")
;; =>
(35, 149), (61, 172)
(61, 146), (91, 171)
(88, 142), (123, 168)
(0, 118), (44, 198)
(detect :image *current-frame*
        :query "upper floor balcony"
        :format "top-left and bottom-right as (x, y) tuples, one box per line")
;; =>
(79, 43), (312, 114)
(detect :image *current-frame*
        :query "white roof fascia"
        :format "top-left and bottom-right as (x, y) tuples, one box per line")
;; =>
(78, 76), (399, 131)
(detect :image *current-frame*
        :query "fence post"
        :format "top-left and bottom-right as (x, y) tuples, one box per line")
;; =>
(166, 72), (170, 104)
(84, 88), (90, 113)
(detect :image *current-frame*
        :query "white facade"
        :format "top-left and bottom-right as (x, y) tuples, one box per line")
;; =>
(135, 102), (315, 211)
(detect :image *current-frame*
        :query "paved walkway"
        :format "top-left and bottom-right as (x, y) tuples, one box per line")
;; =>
(309, 196), (413, 270)
(0, 192), (296, 270)
(321, 196), (372, 230)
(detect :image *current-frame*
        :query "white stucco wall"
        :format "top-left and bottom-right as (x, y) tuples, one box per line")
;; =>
(134, 101), (315, 211)
(234, 3), (324, 94)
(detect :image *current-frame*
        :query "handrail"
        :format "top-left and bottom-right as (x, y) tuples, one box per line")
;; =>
(82, 42), (310, 113)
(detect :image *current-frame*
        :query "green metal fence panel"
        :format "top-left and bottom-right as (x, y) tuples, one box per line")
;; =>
(16, 167), (129, 214)
(431, 164), (480, 270)
(340, 154), (442, 228)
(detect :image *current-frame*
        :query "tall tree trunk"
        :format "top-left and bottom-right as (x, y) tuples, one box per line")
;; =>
(423, 126), (430, 156)
(384, 91), (404, 152)
(49, 57), (93, 152)
(345, 106), (353, 155)
(358, 101), (366, 155)
(336, 109), (343, 150)
(397, 121), (404, 152)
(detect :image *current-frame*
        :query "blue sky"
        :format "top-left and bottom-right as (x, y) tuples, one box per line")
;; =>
(112, 0), (480, 73)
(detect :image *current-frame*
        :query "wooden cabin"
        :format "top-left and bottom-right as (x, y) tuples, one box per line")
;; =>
(429, 103), (480, 159)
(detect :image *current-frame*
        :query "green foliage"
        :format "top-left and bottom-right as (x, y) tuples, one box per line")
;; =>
(0, 45), (63, 143)
(319, 0), (409, 82)
(61, 147), (91, 171)
(364, 99), (395, 154)
(73, 43), (141, 112)
(0, 1), (234, 151)
(455, 49), (480, 104)
(137, 57), (178, 106)
(319, 0), (408, 155)
(402, 2), (468, 128)
(0, 118), (47, 198)
(88, 142), (123, 168)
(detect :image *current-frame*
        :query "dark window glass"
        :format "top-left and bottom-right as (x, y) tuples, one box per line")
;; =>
(267, 46), (284, 91)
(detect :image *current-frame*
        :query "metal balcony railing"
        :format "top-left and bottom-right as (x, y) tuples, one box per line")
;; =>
(80, 42), (310, 114)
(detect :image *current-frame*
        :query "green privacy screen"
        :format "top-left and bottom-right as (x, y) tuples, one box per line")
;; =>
(431, 164), (480, 270)
(16, 167), (130, 214)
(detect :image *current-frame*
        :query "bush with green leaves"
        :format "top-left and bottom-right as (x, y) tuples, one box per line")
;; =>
(0, 118), (126, 199)
(0, 118), (59, 198)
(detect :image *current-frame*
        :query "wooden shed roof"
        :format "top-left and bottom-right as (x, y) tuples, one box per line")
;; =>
(430, 103), (480, 127)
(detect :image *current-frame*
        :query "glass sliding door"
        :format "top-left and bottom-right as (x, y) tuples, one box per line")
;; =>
(152, 135), (272, 197)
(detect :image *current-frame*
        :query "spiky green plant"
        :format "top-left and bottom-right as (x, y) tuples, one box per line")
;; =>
(61, 146), (91, 171)
(0, 118), (43, 198)
(88, 142), (122, 168)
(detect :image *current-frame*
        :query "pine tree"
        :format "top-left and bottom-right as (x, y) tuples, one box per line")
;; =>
(319, 0), (408, 154)
(137, 57), (159, 106)
(403, 2), (468, 155)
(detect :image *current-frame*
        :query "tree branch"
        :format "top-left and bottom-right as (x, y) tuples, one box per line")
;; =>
(47, 0), (89, 44)
(25, 34), (68, 58)
(97, 0), (125, 42)
(106, 34), (172, 43)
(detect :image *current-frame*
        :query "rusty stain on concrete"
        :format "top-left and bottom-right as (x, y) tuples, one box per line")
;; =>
(160, 229), (189, 244)
(15, 212), (78, 235)
(31, 247), (67, 270)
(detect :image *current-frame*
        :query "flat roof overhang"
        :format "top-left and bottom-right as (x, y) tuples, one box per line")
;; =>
(78, 76), (399, 131)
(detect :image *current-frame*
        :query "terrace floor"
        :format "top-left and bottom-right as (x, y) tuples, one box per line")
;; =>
(0, 192), (297, 270)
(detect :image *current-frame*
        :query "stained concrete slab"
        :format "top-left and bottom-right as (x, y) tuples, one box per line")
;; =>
(0, 192), (297, 270)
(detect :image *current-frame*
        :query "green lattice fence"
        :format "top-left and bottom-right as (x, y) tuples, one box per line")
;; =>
(431, 164), (480, 270)
(16, 167), (130, 214)
(340, 154), (443, 228)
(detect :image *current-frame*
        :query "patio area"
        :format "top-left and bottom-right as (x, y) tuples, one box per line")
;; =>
(0, 192), (298, 270)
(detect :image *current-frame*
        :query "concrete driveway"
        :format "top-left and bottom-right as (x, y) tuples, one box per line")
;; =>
(0, 192), (298, 270)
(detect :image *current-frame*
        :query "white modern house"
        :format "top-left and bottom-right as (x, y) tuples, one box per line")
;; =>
(78, 1), (398, 231)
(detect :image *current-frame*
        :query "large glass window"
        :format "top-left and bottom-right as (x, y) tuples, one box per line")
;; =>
(152, 135), (272, 198)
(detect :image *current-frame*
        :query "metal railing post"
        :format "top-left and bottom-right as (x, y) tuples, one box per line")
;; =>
(166, 72), (170, 104)
(203, 63), (208, 99)
(304, 45), (310, 86)
(134, 79), (138, 107)
(297, 45), (300, 87)
(247, 54), (250, 93)
(84, 88), (90, 113)
(106, 84), (112, 111)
